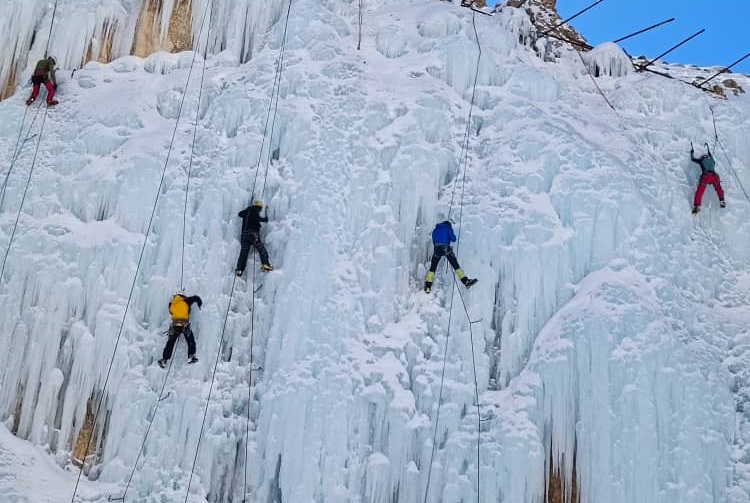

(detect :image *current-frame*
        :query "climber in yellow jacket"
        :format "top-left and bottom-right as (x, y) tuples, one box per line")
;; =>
(158, 293), (203, 368)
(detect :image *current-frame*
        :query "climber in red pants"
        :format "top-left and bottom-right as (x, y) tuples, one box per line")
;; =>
(26, 56), (58, 107)
(691, 144), (725, 215)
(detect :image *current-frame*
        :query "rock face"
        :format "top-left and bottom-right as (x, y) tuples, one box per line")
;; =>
(132, 0), (194, 58)
(505, 0), (588, 49)
(0, 0), (196, 99)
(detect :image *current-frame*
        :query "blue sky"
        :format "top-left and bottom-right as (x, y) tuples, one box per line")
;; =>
(488, 0), (750, 74)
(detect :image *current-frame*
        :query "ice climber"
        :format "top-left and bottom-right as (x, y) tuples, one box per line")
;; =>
(424, 220), (477, 293)
(691, 145), (725, 215)
(158, 293), (203, 368)
(236, 200), (273, 277)
(25, 56), (58, 107)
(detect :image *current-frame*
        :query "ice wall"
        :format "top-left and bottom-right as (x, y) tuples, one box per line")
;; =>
(0, 0), (749, 502)
(0, 0), (291, 98)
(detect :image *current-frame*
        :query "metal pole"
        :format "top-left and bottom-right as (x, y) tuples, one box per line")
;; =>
(613, 18), (675, 44)
(541, 0), (606, 36)
(545, 31), (592, 50)
(636, 29), (705, 71)
(696, 50), (750, 87)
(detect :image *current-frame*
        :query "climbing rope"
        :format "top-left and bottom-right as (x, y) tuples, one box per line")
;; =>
(544, 24), (616, 111)
(424, 11), (482, 503)
(101, 5), (217, 501)
(69, 2), (215, 500)
(357, 0), (364, 50)
(251, 0), (293, 201)
(0, 105), (49, 282)
(242, 254), (258, 502)
(1, 104), (42, 210)
(710, 107), (750, 204)
(241, 0), (297, 496)
(180, 0), (214, 290)
(44, 0), (60, 57)
(238, 5), (297, 499)
(185, 1), (292, 498)
(447, 14), (481, 218)
(116, 358), (175, 502)
(572, 46), (616, 111)
(184, 277), (238, 503)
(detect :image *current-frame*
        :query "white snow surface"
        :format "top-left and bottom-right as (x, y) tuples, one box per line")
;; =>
(0, 0), (749, 502)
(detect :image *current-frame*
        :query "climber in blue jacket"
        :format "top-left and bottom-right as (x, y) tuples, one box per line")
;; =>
(424, 220), (477, 293)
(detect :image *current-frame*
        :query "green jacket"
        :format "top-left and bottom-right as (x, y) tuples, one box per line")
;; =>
(33, 59), (56, 85)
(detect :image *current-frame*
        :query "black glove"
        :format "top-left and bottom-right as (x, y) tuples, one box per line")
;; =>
(53, 84), (57, 90)
(196, 296), (203, 309)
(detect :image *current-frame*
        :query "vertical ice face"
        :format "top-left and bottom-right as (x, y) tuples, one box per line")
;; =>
(0, 0), (291, 98)
(1, 0), (750, 502)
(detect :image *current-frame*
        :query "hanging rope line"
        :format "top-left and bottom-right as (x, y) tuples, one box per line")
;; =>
(44, 0), (60, 57)
(241, 1), (296, 496)
(543, 23), (616, 111)
(105, 6), (217, 501)
(115, 358), (175, 502)
(250, 0), (294, 200)
(422, 275), (459, 503)
(9, 108), (31, 163)
(242, 254), (258, 502)
(710, 107), (750, 204)
(425, 11), (482, 503)
(357, 0), (364, 50)
(239, 3), (295, 497)
(183, 277), (238, 503)
(572, 47), (616, 111)
(0, 106), (49, 282)
(1, 104), (42, 209)
(69, 3), (214, 500)
(453, 275), (482, 482)
(447, 15), (481, 218)
(181, 0), (214, 290)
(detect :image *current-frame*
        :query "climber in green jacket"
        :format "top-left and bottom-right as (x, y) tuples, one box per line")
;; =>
(26, 56), (58, 107)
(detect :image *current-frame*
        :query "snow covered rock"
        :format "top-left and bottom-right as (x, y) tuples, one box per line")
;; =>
(584, 41), (633, 77)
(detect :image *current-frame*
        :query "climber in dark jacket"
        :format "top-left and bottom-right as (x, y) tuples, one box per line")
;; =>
(159, 293), (203, 368)
(424, 220), (476, 293)
(26, 56), (58, 106)
(236, 201), (272, 276)
(691, 146), (725, 214)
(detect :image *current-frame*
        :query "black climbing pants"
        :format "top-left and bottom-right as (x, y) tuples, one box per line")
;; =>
(429, 244), (461, 273)
(162, 323), (197, 360)
(236, 231), (270, 272)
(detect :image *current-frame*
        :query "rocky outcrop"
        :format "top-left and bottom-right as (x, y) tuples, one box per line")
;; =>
(0, 0), (196, 99)
(132, 0), (194, 57)
(505, 0), (588, 48)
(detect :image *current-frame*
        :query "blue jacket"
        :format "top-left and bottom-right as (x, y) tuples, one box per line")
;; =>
(432, 221), (456, 245)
